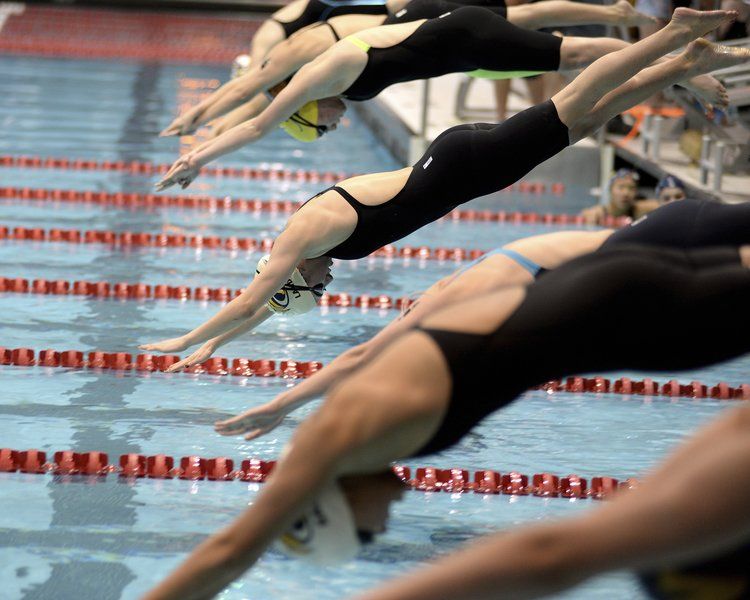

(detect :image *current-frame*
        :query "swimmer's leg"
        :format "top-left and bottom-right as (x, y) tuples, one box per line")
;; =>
(551, 7), (737, 135)
(569, 39), (749, 142)
(508, 0), (655, 31)
(557, 36), (728, 110)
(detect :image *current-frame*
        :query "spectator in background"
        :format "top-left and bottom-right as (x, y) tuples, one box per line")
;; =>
(581, 168), (641, 224)
(633, 174), (687, 217)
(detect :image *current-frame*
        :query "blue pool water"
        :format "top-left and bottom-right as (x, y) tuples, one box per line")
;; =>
(0, 49), (746, 600)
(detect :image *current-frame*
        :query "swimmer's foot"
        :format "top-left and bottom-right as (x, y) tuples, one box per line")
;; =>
(681, 73), (729, 110)
(668, 8), (737, 43)
(615, 0), (658, 27)
(684, 39), (750, 81)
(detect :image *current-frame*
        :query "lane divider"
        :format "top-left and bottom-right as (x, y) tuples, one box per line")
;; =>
(0, 187), (625, 226)
(0, 223), (491, 262)
(0, 156), (573, 198)
(0, 5), (256, 65)
(0, 155), (350, 183)
(0, 448), (634, 499)
(0, 276), (410, 311)
(1, 346), (748, 400)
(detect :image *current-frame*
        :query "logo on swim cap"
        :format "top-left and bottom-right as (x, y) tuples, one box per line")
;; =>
(255, 255), (321, 316)
(276, 483), (360, 565)
(279, 100), (328, 142)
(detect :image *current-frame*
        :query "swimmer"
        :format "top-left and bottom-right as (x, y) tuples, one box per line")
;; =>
(632, 173), (688, 219)
(357, 401), (750, 600)
(214, 197), (750, 438)
(144, 242), (750, 600)
(250, 0), (393, 65)
(143, 9), (746, 362)
(161, 0), (656, 141)
(249, 0), (655, 64)
(581, 168), (642, 224)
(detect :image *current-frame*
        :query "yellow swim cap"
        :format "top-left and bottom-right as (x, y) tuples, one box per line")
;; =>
(279, 100), (327, 143)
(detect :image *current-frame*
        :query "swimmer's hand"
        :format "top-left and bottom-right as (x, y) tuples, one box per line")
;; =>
(214, 401), (286, 441)
(138, 336), (190, 354)
(159, 114), (199, 137)
(161, 340), (217, 373)
(155, 155), (199, 191)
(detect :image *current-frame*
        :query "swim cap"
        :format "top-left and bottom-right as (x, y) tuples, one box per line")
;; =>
(608, 168), (640, 189)
(231, 54), (252, 79)
(279, 100), (328, 142)
(255, 254), (323, 315)
(655, 175), (685, 198)
(276, 482), (360, 565)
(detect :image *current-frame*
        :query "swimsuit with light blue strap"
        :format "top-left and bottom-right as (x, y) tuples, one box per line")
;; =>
(455, 247), (541, 277)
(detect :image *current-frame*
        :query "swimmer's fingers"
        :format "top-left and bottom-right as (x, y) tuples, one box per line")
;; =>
(159, 121), (185, 137)
(155, 159), (196, 191)
(138, 336), (189, 354)
(214, 406), (282, 436)
(244, 417), (285, 441)
(165, 344), (215, 373)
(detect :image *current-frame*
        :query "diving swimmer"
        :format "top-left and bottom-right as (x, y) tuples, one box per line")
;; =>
(144, 239), (750, 600)
(142, 8), (745, 366)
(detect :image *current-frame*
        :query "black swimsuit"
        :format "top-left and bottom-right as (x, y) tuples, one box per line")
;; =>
(640, 542), (750, 599)
(413, 245), (750, 456)
(320, 99), (569, 260)
(603, 198), (750, 251)
(273, 0), (388, 38)
(342, 6), (562, 101)
(384, 0), (506, 24)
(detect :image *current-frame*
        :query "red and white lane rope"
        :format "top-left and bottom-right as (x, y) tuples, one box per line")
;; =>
(0, 154), (350, 183)
(0, 276), (410, 311)
(0, 223), (493, 261)
(0, 186), (622, 227)
(0, 346), (748, 400)
(0, 448), (633, 500)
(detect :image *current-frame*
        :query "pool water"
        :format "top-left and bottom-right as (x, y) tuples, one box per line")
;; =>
(0, 31), (747, 600)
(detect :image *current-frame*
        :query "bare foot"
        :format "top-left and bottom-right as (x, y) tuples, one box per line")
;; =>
(682, 74), (729, 109)
(669, 7), (738, 41)
(615, 0), (658, 27)
(685, 38), (750, 79)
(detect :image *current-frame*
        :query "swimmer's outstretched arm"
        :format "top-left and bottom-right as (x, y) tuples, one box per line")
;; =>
(139, 228), (308, 354)
(160, 36), (320, 137)
(156, 57), (348, 190)
(215, 277), (451, 440)
(207, 94), (271, 139)
(145, 357), (440, 600)
(356, 404), (750, 600)
(158, 308), (275, 373)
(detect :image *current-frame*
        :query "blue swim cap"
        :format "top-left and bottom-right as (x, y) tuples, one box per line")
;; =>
(655, 175), (685, 198)
(608, 168), (640, 189)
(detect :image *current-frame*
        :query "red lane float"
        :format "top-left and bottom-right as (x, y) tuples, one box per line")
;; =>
(0, 155), (349, 183)
(0, 223), (495, 262)
(0, 446), (632, 500)
(0, 186), (611, 226)
(0, 345), (748, 400)
(0, 275), (415, 312)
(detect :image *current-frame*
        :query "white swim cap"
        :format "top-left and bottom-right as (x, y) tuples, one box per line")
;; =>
(255, 254), (321, 315)
(231, 54), (252, 79)
(276, 482), (360, 565)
